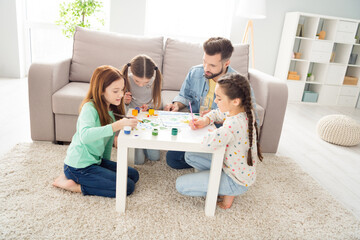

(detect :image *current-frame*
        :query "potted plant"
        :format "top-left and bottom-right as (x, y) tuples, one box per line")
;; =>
(307, 73), (314, 81)
(55, 0), (105, 38)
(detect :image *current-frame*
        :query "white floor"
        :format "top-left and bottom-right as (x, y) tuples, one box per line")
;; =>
(1, 77), (360, 220)
(0, 78), (32, 157)
(277, 102), (360, 220)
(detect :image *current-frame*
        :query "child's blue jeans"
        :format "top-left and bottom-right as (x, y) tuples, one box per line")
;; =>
(135, 149), (160, 165)
(176, 152), (248, 196)
(64, 159), (139, 198)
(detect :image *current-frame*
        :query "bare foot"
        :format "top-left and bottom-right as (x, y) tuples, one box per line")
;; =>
(52, 174), (81, 193)
(217, 195), (235, 209)
(217, 195), (224, 202)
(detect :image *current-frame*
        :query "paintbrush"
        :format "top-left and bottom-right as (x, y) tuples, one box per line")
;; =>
(189, 101), (194, 122)
(113, 113), (142, 122)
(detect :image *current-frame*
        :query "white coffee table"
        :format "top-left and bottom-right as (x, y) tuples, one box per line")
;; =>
(116, 110), (225, 216)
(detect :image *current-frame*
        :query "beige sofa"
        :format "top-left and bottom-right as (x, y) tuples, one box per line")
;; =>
(28, 27), (288, 153)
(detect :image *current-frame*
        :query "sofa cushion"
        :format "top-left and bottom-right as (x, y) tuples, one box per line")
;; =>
(70, 27), (164, 83)
(52, 82), (89, 115)
(162, 38), (249, 91)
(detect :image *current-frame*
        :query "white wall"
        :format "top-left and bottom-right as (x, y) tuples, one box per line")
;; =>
(110, 0), (146, 35)
(110, 0), (360, 76)
(2, 0), (360, 78)
(250, 0), (360, 75)
(0, 0), (22, 78)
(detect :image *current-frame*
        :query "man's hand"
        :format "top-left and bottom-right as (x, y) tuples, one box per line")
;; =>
(164, 102), (185, 112)
(124, 92), (132, 105)
(164, 103), (179, 112)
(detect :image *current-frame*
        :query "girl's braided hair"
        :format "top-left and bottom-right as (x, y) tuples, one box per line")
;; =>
(217, 73), (263, 166)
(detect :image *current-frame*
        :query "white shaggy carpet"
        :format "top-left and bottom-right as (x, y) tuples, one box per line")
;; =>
(0, 142), (359, 239)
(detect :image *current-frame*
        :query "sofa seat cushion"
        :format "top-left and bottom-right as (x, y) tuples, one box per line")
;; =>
(162, 38), (249, 91)
(70, 27), (164, 83)
(161, 90), (264, 126)
(52, 82), (89, 115)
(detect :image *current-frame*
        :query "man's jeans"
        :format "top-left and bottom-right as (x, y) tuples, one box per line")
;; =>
(64, 159), (139, 197)
(166, 151), (192, 169)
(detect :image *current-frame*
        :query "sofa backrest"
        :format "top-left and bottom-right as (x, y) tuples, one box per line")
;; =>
(69, 27), (249, 91)
(162, 38), (249, 91)
(69, 27), (164, 83)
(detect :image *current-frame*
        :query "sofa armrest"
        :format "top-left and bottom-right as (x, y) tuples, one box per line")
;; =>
(28, 58), (71, 141)
(249, 68), (288, 153)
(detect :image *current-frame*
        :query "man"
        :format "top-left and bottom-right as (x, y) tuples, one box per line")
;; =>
(164, 37), (258, 169)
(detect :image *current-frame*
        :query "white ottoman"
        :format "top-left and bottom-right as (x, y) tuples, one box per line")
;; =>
(317, 114), (360, 146)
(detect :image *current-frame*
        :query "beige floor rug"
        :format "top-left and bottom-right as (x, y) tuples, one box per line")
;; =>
(0, 142), (359, 239)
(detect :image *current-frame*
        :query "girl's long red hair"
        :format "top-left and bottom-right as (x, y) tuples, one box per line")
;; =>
(80, 65), (129, 126)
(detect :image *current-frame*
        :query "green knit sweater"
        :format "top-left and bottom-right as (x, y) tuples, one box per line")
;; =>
(64, 102), (115, 168)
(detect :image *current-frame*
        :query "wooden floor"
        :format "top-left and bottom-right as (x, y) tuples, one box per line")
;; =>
(1, 77), (360, 220)
(277, 102), (360, 220)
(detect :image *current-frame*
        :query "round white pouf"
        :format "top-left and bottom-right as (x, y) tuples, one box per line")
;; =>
(317, 114), (360, 146)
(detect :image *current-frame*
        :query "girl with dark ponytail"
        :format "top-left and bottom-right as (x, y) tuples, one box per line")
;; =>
(176, 73), (263, 209)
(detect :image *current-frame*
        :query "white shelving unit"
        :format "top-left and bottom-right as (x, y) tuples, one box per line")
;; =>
(275, 12), (360, 107)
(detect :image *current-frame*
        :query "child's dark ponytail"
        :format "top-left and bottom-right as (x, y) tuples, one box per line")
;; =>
(217, 73), (263, 166)
(152, 67), (162, 109)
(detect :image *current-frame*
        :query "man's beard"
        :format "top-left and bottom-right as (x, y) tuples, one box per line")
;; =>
(204, 66), (224, 80)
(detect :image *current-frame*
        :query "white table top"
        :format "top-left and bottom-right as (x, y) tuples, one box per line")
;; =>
(118, 110), (215, 152)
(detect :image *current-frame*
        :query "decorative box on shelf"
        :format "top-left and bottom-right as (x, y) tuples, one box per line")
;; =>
(343, 76), (358, 85)
(288, 71), (300, 80)
(302, 91), (319, 103)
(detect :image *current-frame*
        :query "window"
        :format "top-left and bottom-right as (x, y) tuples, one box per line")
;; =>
(145, 0), (235, 42)
(24, 0), (110, 69)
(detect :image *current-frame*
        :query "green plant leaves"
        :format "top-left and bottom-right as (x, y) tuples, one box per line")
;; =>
(55, 0), (105, 38)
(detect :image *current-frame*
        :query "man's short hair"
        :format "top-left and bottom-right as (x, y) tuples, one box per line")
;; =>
(203, 37), (234, 61)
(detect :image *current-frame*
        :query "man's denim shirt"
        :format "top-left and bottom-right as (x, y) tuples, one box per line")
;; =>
(173, 64), (259, 124)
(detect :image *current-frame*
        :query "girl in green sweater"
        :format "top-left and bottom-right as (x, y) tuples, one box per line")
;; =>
(53, 65), (139, 197)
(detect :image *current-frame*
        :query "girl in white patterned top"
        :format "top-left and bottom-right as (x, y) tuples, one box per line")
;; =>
(176, 73), (263, 209)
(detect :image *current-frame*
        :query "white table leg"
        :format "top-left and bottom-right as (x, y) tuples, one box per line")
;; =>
(116, 146), (128, 213)
(205, 147), (225, 216)
(128, 148), (135, 166)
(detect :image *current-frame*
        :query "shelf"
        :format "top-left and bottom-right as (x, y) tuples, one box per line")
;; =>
(275, 12), (360, 107)
(305, 81), (321, 84)
(295, 36), (313, 40)
(291, 59), (308, 62)
(317, 18), (337, 41)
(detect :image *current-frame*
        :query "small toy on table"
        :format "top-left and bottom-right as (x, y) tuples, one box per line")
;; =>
(123, 126), (131, 135)
(152, 128), (158, 136)
(132, 109), (138, 116)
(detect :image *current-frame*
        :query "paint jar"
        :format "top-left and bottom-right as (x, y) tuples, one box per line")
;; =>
(124, 126), (131, 135)
(135, 107), (140, 113)
(171, 128), (178, 136)
(149, 108), (155, 116)
(132, 109), (138, 116)
(152, 128), (158, 136)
